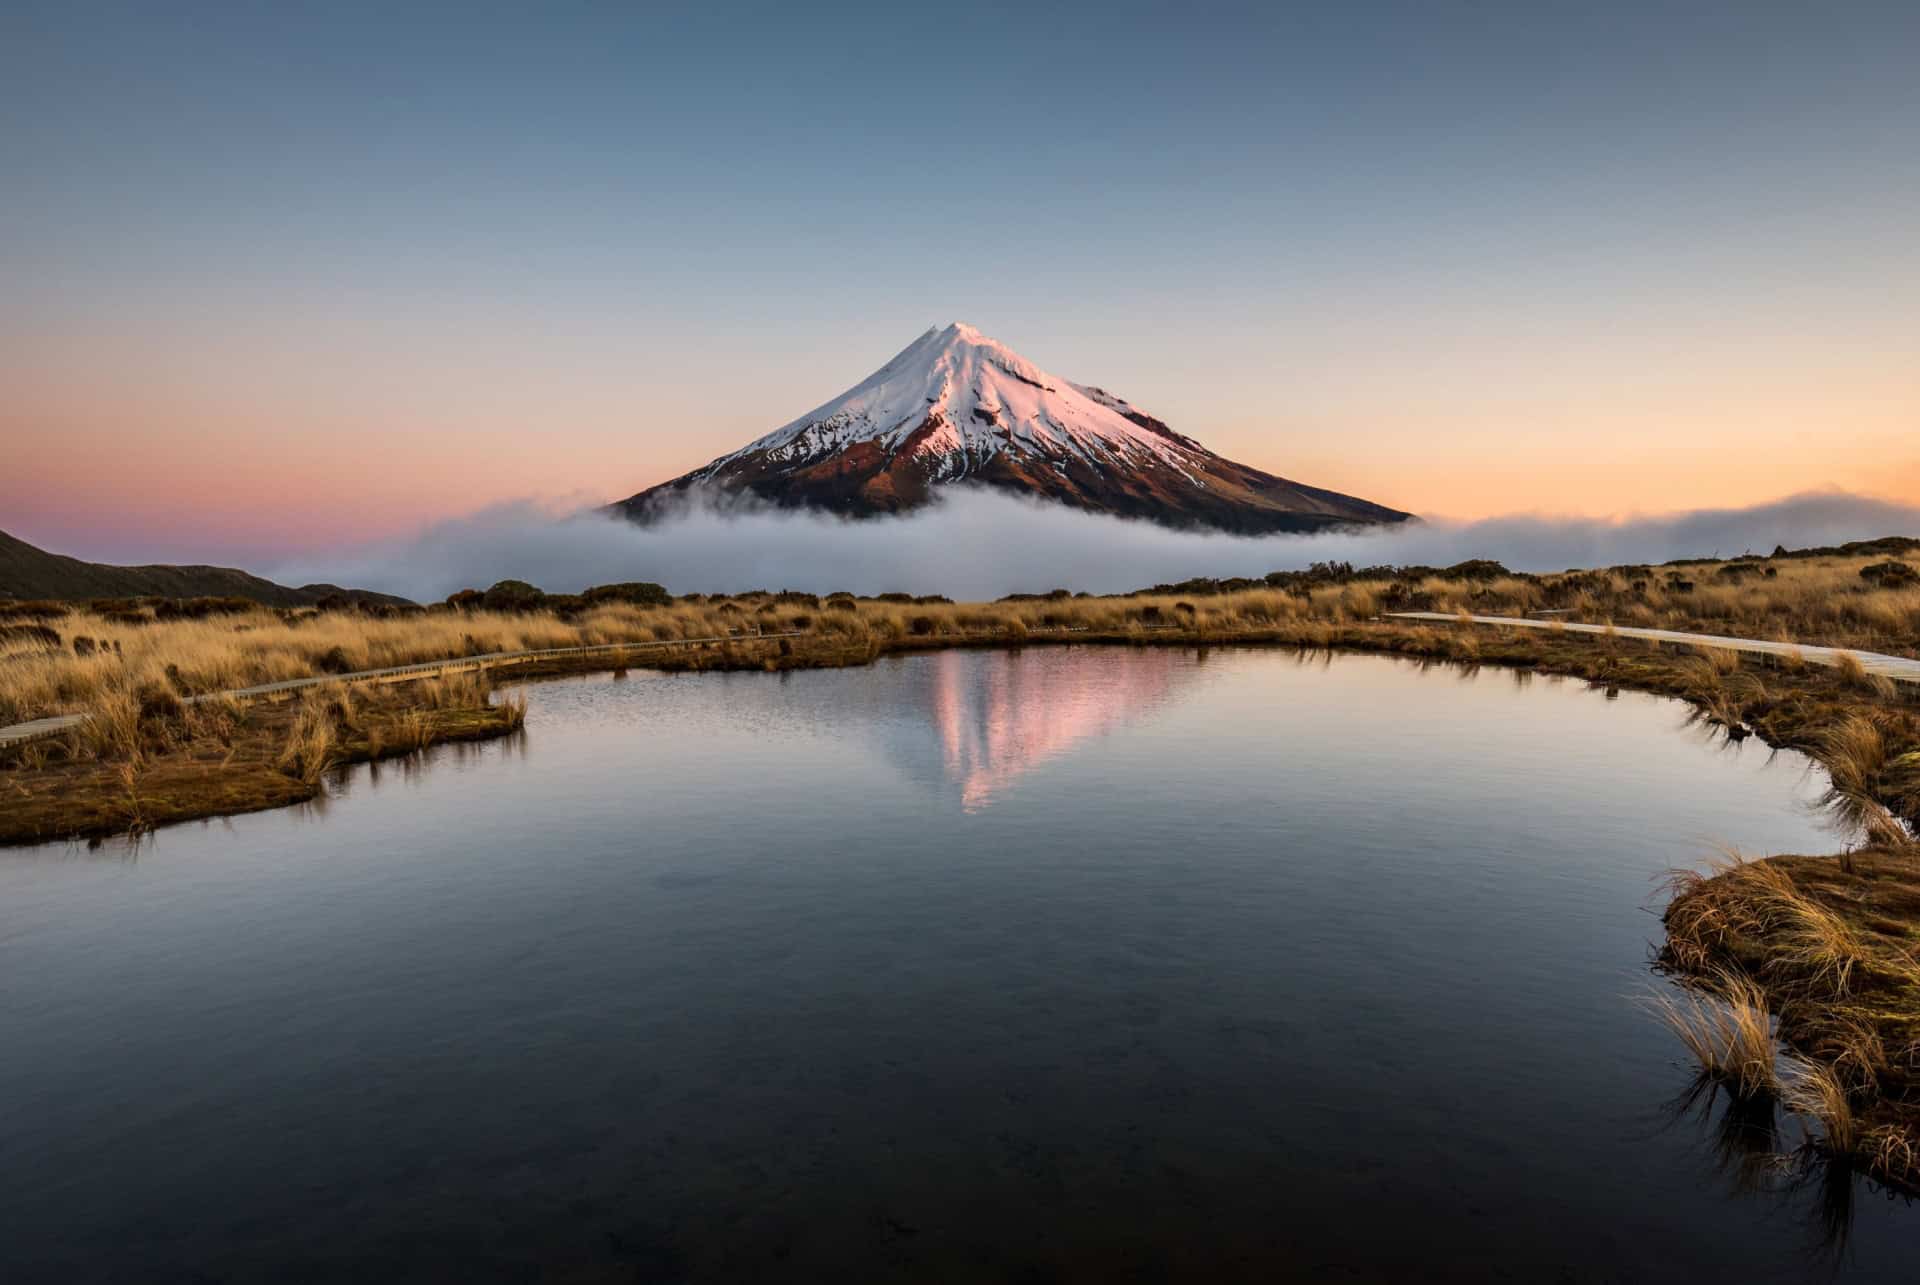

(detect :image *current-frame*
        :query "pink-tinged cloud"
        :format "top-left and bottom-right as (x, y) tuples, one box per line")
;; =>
(264, 487), (1920, 604)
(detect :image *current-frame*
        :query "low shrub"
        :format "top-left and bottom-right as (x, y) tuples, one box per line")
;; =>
(315, 646), (356, 674)
(152, 596), (253, 621)
(583, 581), (672, 607)
(480, 580), (546, 612)
(1860, 561), (1918, 588)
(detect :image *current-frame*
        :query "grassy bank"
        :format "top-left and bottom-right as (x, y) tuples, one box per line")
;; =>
(1661, 850), (1920, 1190)
(3, 545), (1919, 1185)
(0, 672), (529, 843)
(2, 542), (1916, 731)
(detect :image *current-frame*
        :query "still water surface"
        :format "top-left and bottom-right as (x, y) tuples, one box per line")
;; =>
(3, 647), (1916, 1281)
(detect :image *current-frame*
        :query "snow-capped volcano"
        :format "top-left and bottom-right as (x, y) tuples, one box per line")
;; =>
(612, 323), (1411, 533)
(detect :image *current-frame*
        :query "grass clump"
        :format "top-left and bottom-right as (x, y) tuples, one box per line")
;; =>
(1815, 715), (1916, 854)
(1783, 1060), (1859, 1156)
(1645, 970), (1780, 1099)
(275, 684), (358, 785)
(1662, 848), (1920, 1191)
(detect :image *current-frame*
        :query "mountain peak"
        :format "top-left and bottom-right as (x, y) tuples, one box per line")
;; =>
(613, 325), (1412, 534)
(898, 321), (1024, 371)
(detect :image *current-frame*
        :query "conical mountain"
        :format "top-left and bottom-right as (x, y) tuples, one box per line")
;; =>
(612, 323), (1411, 533)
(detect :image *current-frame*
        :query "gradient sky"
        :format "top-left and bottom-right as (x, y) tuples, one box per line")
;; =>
(5, 0), (1917, 566)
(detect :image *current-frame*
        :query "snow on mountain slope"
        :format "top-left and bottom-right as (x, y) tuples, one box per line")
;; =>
(702, 323), (1202, 482)
(613, 323), (1412, 534)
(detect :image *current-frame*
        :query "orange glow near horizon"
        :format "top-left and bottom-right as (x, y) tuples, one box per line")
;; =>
(3, 319), (1916, 564)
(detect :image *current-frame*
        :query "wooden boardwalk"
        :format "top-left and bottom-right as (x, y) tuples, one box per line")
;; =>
(0, 632), (803, 750)
(1386, 612), (1920, 687)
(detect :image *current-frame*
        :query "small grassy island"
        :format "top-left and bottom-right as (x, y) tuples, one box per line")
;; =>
(4, 538), (1918, 1188)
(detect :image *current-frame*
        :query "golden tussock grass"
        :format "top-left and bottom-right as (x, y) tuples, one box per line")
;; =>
(275, 684), (358, 786)
(1814, 715), (1915, 853)
(6, 577), (1911, 809)
(1644, 969), (1779, 1099)
(6, 547), (1897, 715)
(390, 709), (434, 752)
(1768, 899), (1870, 998)
(0, 601), (751, 729)
(1783, 1060), (1859, 1156)
(1, 663), (527, 846)
(1866, 1125), (1919, 1178)
(1662, 848), (1920, 1189)
(1833, 651), (1869, 686)
(1695, 644), (1741, 675)
(1828, 653), (1901, 702)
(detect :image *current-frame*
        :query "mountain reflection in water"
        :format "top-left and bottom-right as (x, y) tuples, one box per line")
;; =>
(924, 647), (1195, 810)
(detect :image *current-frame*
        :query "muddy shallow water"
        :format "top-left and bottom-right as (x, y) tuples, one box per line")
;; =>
(2, 647), (1914, 1282)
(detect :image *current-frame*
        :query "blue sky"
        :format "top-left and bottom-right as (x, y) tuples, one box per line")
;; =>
(5, 1), (1917, 562)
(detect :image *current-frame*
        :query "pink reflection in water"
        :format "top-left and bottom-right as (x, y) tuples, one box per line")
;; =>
(926, 647), (1193, 811)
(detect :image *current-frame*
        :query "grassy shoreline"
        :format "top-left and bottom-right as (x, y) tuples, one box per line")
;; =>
(17, 607), (1889, 845)
(4, 549), (1919, 1187)
(0, 673), (532, 844)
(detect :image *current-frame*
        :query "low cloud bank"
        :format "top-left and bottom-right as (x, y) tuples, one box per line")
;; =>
(273, 489), (1920, 603)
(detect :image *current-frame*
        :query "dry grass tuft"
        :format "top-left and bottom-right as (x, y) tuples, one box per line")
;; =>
(1865, 1125), (1918, 1181)
(1784, 1060), (1859, 1155)
(420, 672), (486, 710)
(391, 709), (434, 752)
(276, 703), (337, 786)
(1815, 715), (1914, 852)
(1663, 847), (1920, 1190)
(1768, 899), (1870, 997)
(80, 689), (142, 763)
(1645, 970), (1779, 1099)
(1696, 644), (1741, 675)
(1810, 1016), (1888, 1094)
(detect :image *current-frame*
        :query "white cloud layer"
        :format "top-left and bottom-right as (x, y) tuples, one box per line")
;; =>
(272, 489), (1920, 603)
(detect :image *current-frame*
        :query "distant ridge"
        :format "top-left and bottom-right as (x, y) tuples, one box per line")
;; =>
(613, 322), (1412, 534)
(0, 529), (412, 607)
